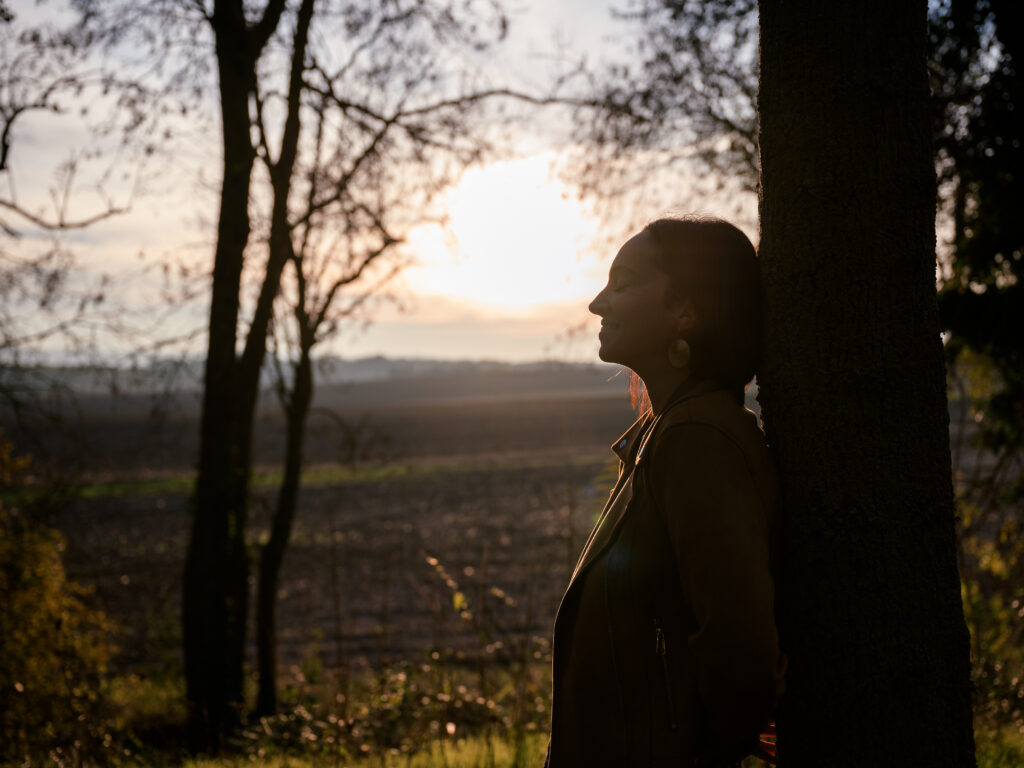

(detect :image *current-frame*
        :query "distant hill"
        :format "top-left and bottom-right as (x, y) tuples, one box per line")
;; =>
(3, 356), (627, 399)
(2, 356), (631, 423)
(311, 358), (629, 408)
(0, 357), (635, 474)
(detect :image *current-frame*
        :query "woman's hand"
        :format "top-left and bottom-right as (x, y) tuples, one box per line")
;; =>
(693, 723), (776, 768)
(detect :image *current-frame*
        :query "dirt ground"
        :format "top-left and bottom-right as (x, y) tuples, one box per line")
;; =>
(53, 393), (634, 677)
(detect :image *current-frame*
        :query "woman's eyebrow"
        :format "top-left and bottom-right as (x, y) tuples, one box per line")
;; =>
(609, 265), (637, 278)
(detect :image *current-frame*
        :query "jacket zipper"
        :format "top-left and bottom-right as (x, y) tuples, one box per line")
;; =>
(654, 618), (678, 731)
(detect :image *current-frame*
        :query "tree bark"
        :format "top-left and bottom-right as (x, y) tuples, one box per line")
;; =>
(756, 2), (976, 766)
(255, 342), (313, 716)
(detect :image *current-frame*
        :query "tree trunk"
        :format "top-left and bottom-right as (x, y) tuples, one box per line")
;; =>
(182, 4), (255, 751)
(756, 2), (976, 766)
(182, 0), (309, 748)
(255, 344), (313, 716)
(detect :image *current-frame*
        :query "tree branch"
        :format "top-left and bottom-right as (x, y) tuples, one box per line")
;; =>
(288, 118), (394, 230)
(0, 198), (129, 233)
(248, 0), (289, 55)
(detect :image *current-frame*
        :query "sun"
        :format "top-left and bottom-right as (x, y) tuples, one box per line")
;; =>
(402, 153), (606, 313)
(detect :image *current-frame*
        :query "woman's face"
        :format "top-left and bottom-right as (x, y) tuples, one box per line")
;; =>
(589, 231), (685, 375)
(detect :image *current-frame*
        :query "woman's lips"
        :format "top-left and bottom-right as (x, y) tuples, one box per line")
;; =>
(598, 321), (618, 341)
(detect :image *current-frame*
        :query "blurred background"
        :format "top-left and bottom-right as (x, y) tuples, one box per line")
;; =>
(1, 0), (1021, 765)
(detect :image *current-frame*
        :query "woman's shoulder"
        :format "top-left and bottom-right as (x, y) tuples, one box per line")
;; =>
(646, 388), (780, 519)
(658, 388), (764, 447)
(643, 387), (773, 480)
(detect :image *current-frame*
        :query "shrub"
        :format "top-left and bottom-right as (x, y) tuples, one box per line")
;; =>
(0, 434), (117, 766)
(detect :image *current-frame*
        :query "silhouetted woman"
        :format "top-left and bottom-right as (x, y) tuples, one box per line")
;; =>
(546, 216), (785, 768)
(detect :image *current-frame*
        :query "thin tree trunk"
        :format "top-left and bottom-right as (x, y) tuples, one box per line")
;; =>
(256, 344), (313, 716)
(756, 2), (976, 766)
(243, 0), (315, 720)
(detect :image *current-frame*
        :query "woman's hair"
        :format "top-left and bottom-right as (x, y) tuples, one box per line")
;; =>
(632, 215), (764, 409)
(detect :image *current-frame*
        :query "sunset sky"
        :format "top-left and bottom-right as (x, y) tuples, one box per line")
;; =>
(7, 0), (755, 364)
(318, 0), (621, 362)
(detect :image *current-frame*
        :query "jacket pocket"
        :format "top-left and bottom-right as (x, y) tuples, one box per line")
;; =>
(653, 618), (678, 731)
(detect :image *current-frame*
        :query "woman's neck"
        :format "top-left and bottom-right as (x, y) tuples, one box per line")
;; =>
(643, 369), (693, 414)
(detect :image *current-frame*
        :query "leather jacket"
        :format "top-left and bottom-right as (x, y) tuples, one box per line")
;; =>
(547, 379), (785, 767)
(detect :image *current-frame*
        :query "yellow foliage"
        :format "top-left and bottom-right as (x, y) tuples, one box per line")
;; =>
(0, 435), (31, 487)
(0, 432), (117, 764)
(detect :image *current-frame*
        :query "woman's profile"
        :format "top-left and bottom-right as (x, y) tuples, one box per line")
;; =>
(546, 216), (785, 767)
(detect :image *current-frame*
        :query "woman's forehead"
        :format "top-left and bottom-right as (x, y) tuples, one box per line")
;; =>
(611, 231), (661, 272)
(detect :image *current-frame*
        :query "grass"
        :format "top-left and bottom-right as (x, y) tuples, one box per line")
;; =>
(182, 733), (549, 768)
(153, 725), (1024, 768)
(100, 649), (554, 768)
(96, 673), (1024, 768)
(104, 726), (1024, 767)
(976, 724), (1024, 768)
(107, 673), (187, 742)
(0, 457), (518, 504)
(52, 450), (606, 501)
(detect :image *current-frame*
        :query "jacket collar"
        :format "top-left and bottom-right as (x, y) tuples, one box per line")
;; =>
(564, 376), (721, 591)
(610, 411), (653, 464)
(609, 376), (719, 464)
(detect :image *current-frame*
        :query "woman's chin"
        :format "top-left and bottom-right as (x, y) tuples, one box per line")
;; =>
(596, 344), (624, 366)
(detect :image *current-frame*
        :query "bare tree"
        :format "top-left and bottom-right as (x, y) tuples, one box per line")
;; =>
(0, 6), (146, 463)
(48, 0), (540, 748)
(563, 0), (758, 224)
(252, 89), (406, 716)
(247, 2), (574, 711)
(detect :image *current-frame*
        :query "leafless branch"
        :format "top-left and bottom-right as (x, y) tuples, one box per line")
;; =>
(331, 7), (419, 83)
(0, 198), (129, 233)
(311, 234), (399, 333)
(289, 117), (395, 230)
(251, 86), (276, 169)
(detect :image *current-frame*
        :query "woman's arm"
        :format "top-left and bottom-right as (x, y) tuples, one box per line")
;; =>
(650, 422), (785, 764)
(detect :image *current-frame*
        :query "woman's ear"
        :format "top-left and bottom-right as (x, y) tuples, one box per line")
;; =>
(673, 298), (698, 336)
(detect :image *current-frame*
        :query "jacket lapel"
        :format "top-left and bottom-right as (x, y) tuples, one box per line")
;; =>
(565, 378), (721, 592)
(565, 412), (650, 588)
(568, 468), (635, 587)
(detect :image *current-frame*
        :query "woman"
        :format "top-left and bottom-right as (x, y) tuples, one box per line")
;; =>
(546, 216), (785, 768)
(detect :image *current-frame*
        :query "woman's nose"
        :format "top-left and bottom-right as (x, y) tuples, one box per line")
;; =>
(588, 289), (608, 316)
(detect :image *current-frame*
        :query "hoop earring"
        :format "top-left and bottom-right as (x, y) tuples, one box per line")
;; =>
(668, 338), (691, 370)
